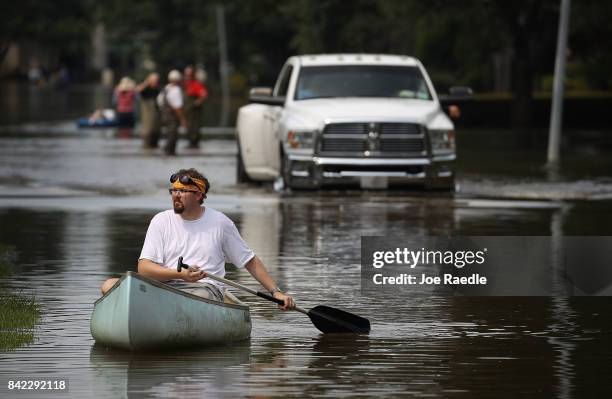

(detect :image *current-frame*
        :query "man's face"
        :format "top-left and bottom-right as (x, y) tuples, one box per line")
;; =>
(171, 189), (202, 214)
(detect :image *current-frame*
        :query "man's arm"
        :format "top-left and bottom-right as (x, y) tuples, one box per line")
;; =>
(135, 80), (147, 93)
(245, 256), (295, 310)
(138, 258), (203, 282)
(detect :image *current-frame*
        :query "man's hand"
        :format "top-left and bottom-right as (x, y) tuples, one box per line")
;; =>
(245, 256), (296, 310)
(448, 104), (461, 119)
(180, 265), (207, 282)
(273, 292), (296, 311)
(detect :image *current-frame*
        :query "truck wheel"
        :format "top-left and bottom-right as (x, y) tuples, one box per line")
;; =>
(426, 176), (455, 192)
(441, 177), (456, 192)
(236, 143), (253, 183)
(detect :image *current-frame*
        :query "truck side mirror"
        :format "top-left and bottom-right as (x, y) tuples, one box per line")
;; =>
(249, 87), (286, 106)
(249, 87), (272, 97)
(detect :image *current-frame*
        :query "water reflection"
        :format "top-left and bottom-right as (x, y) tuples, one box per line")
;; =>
(0, 82), (113, 126)
(548, 297), (576, 399)
(89, 343), (251, 398)
(1, 197), (612, 396)
(105, 212), (151, 274)
(0, 209), (67, 271)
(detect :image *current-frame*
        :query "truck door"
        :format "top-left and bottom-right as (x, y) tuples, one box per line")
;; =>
(237, 102), (271, 177)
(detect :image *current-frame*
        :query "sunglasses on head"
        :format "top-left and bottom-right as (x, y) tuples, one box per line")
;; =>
(170, 173), (199, 186)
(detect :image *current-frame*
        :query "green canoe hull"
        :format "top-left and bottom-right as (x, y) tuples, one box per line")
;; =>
(91, 272), (251, 350)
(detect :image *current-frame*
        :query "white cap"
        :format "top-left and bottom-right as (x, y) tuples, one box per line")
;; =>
(168, 70), (182, 82)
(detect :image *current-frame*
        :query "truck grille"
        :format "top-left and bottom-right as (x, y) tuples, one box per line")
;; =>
(320, 122), (425, 155)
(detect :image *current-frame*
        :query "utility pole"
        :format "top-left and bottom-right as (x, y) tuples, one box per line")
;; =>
(547, 0), (571, 169)
(216, 5), (230, 127)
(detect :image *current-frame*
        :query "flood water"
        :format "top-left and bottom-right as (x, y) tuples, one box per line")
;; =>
(2, 85), (612, 397)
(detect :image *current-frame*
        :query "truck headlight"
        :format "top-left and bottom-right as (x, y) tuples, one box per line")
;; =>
(429, 129), (455, 153)
(287, 130), (315, 149)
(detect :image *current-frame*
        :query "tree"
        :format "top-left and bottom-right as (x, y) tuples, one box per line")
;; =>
(570, 1), (612, 89)
(0, 0), (92, 72)
(408, 0), (560, 126)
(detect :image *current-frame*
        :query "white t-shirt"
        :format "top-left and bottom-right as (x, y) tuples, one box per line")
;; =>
(157, 84), (183, 109)
(139, 208), (255, 288)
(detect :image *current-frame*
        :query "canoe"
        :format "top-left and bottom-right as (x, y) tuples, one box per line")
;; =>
(90, 272), (251, 350)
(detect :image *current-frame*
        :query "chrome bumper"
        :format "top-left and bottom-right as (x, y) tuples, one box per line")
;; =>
(289, 154), (455, 163)
(288, 154), (454, 179)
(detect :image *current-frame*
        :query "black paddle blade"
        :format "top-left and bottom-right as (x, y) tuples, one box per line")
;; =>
(307, 305), (370, 334)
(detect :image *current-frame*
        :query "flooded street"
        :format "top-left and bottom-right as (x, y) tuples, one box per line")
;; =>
(1, 114), (612, 397)
(3, 0), (612, 393)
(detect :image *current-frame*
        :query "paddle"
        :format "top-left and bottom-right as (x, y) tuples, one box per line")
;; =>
(177, 257), (370, 334)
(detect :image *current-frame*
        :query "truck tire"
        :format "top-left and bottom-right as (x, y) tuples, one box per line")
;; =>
(426, 176), (456, 192)
(236, 142), (253, 183)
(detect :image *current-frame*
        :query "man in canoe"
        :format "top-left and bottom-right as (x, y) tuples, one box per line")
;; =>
(101, 168), (295, 310)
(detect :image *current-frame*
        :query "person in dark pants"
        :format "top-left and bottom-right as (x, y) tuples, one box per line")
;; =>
(157, 70), (187, 156)
(183, 66), (208, 148)
(136, 73), (161, 148)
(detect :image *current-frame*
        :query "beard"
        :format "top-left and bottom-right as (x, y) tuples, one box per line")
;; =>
(173, 201), (185, 214)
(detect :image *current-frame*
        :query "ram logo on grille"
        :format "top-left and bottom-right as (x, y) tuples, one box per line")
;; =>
(367, 126), (380, 151)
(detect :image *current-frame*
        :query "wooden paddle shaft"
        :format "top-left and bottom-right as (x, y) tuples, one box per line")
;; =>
(207, 274), (371, 333)
(201, 271), (308, 315)
(178, 257), (307, 314)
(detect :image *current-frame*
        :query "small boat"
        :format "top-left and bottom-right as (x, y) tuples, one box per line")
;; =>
(77, 117), (118, 128)
(90, 272), (251, 351)
(77, 109), (118, 128)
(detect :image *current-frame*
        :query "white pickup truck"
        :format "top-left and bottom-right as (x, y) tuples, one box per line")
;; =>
(236, 54), (458, 190)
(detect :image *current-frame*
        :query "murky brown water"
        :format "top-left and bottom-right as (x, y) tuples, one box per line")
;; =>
(2, 88), (612, 397)
(1, 193), (612, 397)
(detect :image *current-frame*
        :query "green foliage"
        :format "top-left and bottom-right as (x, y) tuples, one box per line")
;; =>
(570, 1), (612, 89)
(0, 289), (41, 351)
(0, 0), (92, 63)
(0, 244), (40, 351)
(281, 0), (417, 55)
(2, 0), (611, 93)
(0, 290), (40, 330)
(224, 0), (295, 84)
(0, 330), (35, 351)
(98, 0), (219, 77)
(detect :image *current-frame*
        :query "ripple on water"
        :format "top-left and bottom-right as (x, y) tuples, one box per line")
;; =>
(2, 200), (612, 397)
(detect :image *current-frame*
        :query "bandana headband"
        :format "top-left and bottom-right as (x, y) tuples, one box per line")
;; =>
(172, 177), (206, 193)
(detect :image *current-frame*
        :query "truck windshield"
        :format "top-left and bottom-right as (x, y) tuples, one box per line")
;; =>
(295, 65), (432, 101)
